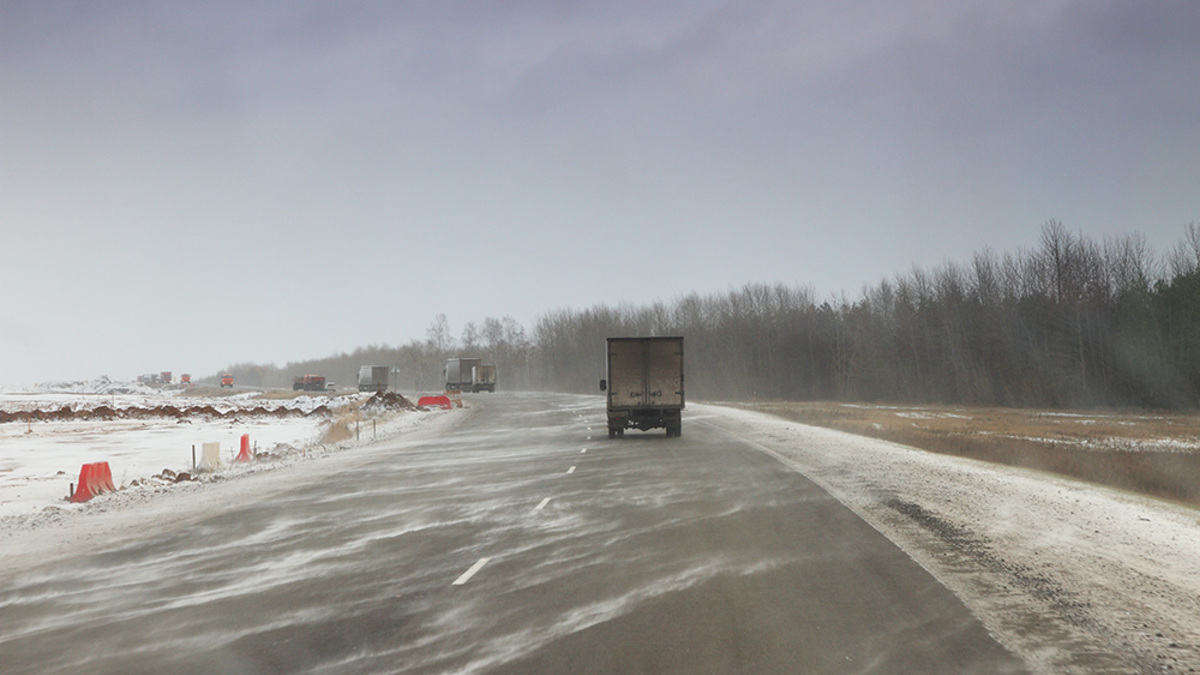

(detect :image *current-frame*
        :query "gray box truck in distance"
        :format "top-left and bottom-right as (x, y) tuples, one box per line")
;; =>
(471, 363), (497, 392)
(443, 358), (481, 392)
(444, 358), (497, 392)
(358, 365), (389, 392)
(600, 336), (684, 437)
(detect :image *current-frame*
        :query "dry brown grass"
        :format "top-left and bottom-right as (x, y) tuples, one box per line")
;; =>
(735, 401), (1200, 507)
(318, 397), (371, 445)
(320, 415), (356, 444)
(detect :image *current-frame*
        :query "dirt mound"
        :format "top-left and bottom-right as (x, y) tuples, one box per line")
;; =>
(0, 403), (334, 424)
(362, 391), (418, 412)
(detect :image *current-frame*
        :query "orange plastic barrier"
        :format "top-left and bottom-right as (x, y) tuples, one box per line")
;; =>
(70, 461), (116, 503)
(235, 434), (253, 462)
(417, 395), (453, 410)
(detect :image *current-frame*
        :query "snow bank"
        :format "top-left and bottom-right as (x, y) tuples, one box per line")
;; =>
(33, 375), (161, 396)
(0, 387), (389, 520)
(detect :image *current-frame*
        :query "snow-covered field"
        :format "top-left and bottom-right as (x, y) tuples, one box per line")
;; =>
(693, 403), (1200, 674)
(0, 381), (418, 520)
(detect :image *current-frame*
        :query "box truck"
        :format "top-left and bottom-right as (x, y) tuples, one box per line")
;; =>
(444, 357), (481, 392)
(471, 364), (497, 392)
(600, 336), (684, 437)
(358, 365), (390, 392)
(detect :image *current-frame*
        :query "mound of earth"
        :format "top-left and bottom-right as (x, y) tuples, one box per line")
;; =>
(362, 391), (418, 412)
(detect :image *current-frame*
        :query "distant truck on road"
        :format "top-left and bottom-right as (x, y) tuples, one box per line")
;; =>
(443, 357), (480, 392)
(293, 374), (327, 391)
(444, 358), (496, 392)
(220, 373), (234, 388)
(471, 363), (497, 392)
(600, 336), (684, 437)
(358, 365), (390, 392)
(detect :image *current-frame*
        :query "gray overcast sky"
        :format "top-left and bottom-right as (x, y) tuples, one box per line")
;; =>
(2, 0), (1198, 386)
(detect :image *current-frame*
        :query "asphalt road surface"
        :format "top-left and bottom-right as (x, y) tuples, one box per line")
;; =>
(0, 393), (1027, 674)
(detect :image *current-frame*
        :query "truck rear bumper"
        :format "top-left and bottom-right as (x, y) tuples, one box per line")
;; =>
(607, 407), (683, 437)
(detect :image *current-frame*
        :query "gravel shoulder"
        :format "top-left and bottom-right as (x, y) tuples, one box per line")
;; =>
(695, 403), (1200, 674)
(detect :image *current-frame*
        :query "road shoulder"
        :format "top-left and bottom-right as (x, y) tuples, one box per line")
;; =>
(694, 403), (1200, 674)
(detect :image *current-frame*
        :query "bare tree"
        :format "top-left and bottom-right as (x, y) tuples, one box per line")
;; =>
(460, 321), (480, 354)
(426, 314), (453, 352)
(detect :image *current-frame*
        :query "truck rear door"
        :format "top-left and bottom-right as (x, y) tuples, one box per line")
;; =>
(646, 338), (684, 407)
(608, 339), (647, 409)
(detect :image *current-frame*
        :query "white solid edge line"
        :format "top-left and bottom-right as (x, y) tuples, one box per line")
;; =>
(535, 497), (551, 511)
(452, 557), (491, 586)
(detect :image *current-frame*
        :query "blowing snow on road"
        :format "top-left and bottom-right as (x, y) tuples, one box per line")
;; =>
(0, 391), (1197, 673)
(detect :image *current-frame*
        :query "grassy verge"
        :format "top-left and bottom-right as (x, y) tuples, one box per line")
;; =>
(733, 401), (1200, 507)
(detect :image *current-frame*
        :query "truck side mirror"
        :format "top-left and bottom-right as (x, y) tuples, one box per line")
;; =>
(599, 379), (607, 391)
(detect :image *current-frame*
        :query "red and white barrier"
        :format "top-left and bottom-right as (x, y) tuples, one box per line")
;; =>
(417, 395), (453, 410)
(70, 461), (117, 503)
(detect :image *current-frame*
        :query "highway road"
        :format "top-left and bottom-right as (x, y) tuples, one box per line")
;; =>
(0, 393), (1027, 674)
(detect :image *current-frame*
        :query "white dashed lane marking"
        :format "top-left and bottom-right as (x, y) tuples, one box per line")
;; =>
(452, 558), (491, 586)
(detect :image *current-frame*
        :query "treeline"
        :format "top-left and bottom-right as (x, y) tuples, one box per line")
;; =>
(217, 222), (1200, 409)
(211, 316), (537, 394)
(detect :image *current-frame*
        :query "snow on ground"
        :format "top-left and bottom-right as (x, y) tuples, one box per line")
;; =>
(0, 413), (324, 518)
(692, 403), (1200, 674)
(0, 384), (453, 580)
(0, 384), (428, 521)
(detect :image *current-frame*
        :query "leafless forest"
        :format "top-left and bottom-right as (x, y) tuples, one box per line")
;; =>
(222, 222), (1200, 410)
